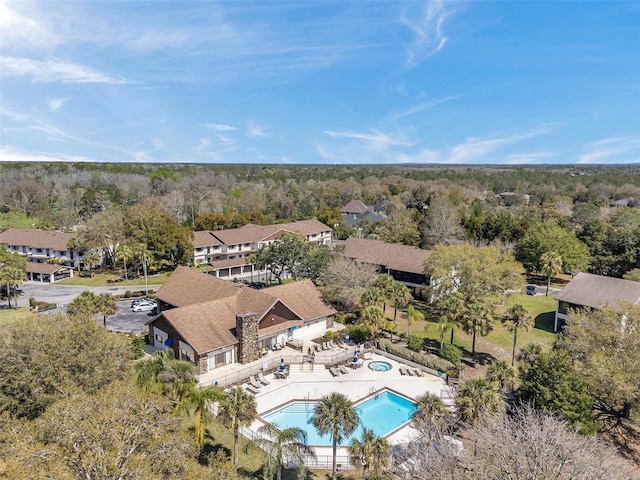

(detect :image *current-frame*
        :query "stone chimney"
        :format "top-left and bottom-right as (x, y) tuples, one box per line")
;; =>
(236, 311), (259, 364)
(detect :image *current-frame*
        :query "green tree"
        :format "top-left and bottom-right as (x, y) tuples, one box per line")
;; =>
(115, 244), (134, 281)
(515, 220), (590, 274)
(312, 392), (359, 480)
(411, 392), (447, 429)
(374, 274), (396, 313)
(0, 265), (26, 309)
(96, 292), (117, 327)
(360, 286), (385, 309)
(249, 232), (310, 284)
(219, 387), (257, 469)
(455, 378), (504, 425)
(391, 282), (411, 322)
(0, 313), (131, 419)
(317, 256), (378, 312)
(255, 423), (316, 480)
(425, 244), (524, 354)
(0, 380), (196, 479)
(348, 428), (389, 479)
(67, 291), (116, 328)
(136, 349), (196, 404)
(540, 251), (563, 296)
(79, 210), (126, 269)
(518, 351), (596, 434)
(178, 385), (225, 453)
(66, 236), (83, 270)
(83, 249), (100, 277)
(194, 211), (228, 231)
(406, 303), (424, 337)
(501, 304), (533, 366)
(563, 304), (640, 420)
(359, 305), (385, 336)
(486, 359), (515, 392)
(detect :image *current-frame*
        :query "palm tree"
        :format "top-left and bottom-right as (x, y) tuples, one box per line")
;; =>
(348, 428), (389, 479)
(360, 305), (385, 336)
(135, 348), (176, 390)
(540, 252), (563, 296)
(312, 392), (359, 480)
(178, 384), (225, 453)
(96, 292), (117, 328)
(436, 315), (455, 351)
(219, 387), (257, 469)
(360, 286), (384, 309)
(501, 304), (533, 366)
(455, 378), (504, 425)
(0, 266), (26, 309)
(411, 392), (447, 428)
(391, 283), (411, 322)
(83, 249), (100, 277)
(460, 300), (492, 355)
(66, 237), (83, 271)
(115, 244), (133, 281)
(406, 304), (424, 337)
(255, 423), (316, 480)
(156, 359), (196, 403)
(434, 291), (465, 345)
(486, 359), (515, 392)
(375, 274), (396, 313)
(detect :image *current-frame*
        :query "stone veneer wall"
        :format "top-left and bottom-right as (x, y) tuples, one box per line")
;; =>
(196, 354), (208, 375)
(236, 311), (259, 364)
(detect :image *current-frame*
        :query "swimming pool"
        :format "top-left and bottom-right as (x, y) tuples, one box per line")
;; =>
(261, 390), (416, 446)
(369, 361), (392, 371)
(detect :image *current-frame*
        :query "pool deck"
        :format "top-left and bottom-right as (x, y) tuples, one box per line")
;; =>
(242, 352), (454, 461)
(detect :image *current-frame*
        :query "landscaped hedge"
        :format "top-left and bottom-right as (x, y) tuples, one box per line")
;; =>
(378, 338), (455, 374)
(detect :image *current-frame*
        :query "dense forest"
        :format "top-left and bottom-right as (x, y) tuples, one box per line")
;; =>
(2, 162), (640, 279)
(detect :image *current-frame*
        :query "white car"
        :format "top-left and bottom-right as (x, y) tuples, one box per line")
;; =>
(132, 300), (156, 312)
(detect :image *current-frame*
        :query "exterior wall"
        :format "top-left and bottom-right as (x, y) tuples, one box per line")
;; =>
(151, 325), (169, 350)
(236, 312), (260, 364)
(149, 316), (187, 359)
(291, 317), (329, 341)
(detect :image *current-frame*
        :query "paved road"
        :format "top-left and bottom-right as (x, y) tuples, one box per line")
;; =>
(18, 281), (161, 334)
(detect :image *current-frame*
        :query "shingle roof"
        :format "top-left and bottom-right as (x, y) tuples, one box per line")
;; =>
(0, 228), (73, 251)
(25, 263), (69, 274)
(153, 267), (335, 354)
(555, 272), (640, 309)
(195, 219), (331, 247)
(341, 200), (369, 214)
(337, 237), (430, 275)
(193, 231), (222, 248)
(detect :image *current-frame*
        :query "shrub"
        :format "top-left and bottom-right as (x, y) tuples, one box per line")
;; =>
(131, 334), (146, 359)
(29, 297), (37, 309)
(323, 330), (334, 340)
(440, 343), (462, 365)
(378, 338), (455, 373)
(347, 325), (370, 344)
(407, 334), (423, 352)
(124, 290), (132, 298)
(165, 271), (173, 277)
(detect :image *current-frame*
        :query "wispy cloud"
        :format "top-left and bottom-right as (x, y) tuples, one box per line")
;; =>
(47, 98), (67, 111)
(399, 0), (450, 67)
(578, 135), (640, 164)
(506, 151), (556, 165)
(324, 128), (416, 149)
(389, 94), (462, 121)
(0, 145), (96, 163)
(0, 57), (130, 84)
(247, 121), (270, 138)
(202, 122), (237, 132)
(0, 3), (57, 49)
(446, 129), (548, 164)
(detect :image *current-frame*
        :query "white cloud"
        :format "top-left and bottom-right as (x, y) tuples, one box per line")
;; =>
(0, 3), (57, 49)
(323, 128), (416, 149)
(0, 56), (130, 84)
(47, 98), (67, 111)
(399, 0), (450, 67)
(578, 135), (640, 164)
(202, 122), (237, 131)
(446, 129), (547, 164)
(389, 94), (462, 121)
(247, 121), (270, 138)
(506, 151), (556, 165)
(0, 145), (96, 163)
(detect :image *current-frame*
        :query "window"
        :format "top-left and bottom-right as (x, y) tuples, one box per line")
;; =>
(180, 349), (194, 363)
(155, 333), (163, 343)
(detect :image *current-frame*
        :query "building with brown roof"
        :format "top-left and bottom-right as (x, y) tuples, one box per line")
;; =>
(191, 219), (332, 281)
(340, 200), (386, 227)
(0, 228), (83, 281)
(147, 266), (336, 374)
(554, 272), (640, 331)
(336, 237), (431, 289)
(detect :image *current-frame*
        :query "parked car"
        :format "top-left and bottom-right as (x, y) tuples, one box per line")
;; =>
(526, 284), (538, 295)
(132, 300), (156, 312)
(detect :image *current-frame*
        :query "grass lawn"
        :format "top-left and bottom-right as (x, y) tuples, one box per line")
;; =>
(56, 272), (169, 288)
(393, 294), (557, 363)
(0, 307), (35, 328)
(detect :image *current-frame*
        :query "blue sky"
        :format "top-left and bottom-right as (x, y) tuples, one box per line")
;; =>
(1, 1), (639, 165)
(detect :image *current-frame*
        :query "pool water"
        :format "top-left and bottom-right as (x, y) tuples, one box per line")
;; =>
(369, 361), (392, 371)
(261, 390), (416, 446)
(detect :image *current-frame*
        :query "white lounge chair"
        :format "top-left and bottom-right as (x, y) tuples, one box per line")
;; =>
(338, 365), (349, 375)
(329, 367), (341, 377)
(258, 372), (271, 385)
(249, 376), (262, 389)
(245, 383), (259, 395)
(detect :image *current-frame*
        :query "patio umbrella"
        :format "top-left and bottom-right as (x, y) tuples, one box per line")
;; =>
(280, 358), (286, 372)
(345, 332), (350, 344)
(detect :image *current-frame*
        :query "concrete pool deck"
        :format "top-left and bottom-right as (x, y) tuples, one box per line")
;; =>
(240, 352), (454, 467)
